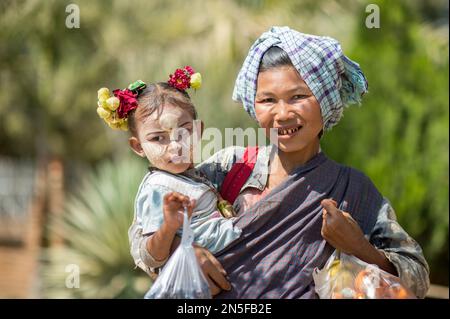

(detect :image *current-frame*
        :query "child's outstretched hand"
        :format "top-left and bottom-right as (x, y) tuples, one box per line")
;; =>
(320, 198), (366, 255)
(163, 192), (196, 232)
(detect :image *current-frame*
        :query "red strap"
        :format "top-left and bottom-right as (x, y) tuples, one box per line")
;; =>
(220, 146), (259, 205)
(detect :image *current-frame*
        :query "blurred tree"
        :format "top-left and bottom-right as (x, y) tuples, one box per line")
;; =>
(41, 156), (149, 298)
(0, 0), (358, 163)
(0, 0), (119, 162)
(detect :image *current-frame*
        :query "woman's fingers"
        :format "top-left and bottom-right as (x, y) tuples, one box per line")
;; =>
(206, 277), (222, 296)
(206, 262), (231, 291)
(194, 246), (231, 293)
(343, 212), (357, 225)
(321, 208), (327, 225)
(204, 248), (227, 276)
(321, 199), (340, 216)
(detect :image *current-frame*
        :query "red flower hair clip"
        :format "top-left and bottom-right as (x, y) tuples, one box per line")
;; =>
(168, 66), (202, 91)
(113, 89), (138, 119)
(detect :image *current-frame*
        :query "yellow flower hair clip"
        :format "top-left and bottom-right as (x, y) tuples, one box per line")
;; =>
(96, 80), (146, 131)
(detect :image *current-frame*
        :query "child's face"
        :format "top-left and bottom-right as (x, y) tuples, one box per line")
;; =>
(130, 104), (197, 174)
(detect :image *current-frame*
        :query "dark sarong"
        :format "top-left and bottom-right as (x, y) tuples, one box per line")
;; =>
(214, 152), (383, 299)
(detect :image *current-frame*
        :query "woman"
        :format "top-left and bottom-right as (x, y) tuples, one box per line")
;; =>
(130, 26), (429, 298)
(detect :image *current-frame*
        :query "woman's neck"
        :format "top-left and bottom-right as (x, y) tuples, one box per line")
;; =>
(270, 140), (320, 177)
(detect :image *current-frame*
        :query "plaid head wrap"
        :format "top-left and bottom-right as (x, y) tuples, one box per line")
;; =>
(232, 26), (368, 130)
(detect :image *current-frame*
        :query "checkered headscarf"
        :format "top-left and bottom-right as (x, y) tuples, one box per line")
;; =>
(232, 26), (368, 130)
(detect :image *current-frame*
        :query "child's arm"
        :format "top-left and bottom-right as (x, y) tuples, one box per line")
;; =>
(145, 192), (195, 263)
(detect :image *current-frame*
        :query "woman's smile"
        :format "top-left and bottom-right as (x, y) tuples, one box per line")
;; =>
(276, 124), (303, 138)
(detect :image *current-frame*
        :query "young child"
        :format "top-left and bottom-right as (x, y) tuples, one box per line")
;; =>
(96, 66), (241, 277)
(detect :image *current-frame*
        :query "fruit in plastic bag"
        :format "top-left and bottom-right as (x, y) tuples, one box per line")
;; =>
(313, 250), (416, 299)
(144, 207), (211, 299)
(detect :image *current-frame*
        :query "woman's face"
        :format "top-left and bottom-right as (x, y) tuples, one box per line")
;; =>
(254, 66), (323, 153)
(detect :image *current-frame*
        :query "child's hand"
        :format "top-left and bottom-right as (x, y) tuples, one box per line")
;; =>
(320, 199), (366, 256)
(163, 192), (196, 232)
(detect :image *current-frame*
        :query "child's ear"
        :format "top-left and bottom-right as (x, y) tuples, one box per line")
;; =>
(129, 136), (145, 158)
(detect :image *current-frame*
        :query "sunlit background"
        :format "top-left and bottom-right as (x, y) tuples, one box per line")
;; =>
(0, 0), (448, 298)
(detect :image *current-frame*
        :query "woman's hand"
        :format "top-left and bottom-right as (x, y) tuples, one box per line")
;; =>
(163, 192), (195, 232)
(320, 198), (398, 275)
(320, 199), (365, 255)
(193, 245), (231, 296)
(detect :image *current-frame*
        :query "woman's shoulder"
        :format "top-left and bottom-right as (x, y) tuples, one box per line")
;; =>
(328, 159), (376, 187)
(327, 159), (383, 204)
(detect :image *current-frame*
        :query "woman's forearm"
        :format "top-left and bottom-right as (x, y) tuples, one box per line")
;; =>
(354, 239), (398, 276)
(146, 222), (178, 262)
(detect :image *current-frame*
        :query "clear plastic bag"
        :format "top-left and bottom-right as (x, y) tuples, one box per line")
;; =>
(313, 250), (416, 299)
(144, 206), (211, 299)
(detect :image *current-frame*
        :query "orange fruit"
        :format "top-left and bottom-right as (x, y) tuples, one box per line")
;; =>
(354, 269), (371, 293)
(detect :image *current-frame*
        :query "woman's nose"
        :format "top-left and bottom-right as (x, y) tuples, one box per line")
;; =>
(273, 100), (294, 121)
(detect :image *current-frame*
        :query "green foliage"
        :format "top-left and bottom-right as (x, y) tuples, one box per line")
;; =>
(41, 156), (150, 298)
(0, 0), (358, 163)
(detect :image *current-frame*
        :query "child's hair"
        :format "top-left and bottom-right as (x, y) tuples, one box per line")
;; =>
(128, 82), (198, 137)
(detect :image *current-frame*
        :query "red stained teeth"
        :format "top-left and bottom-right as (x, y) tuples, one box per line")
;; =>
(278, 126), (301, 135)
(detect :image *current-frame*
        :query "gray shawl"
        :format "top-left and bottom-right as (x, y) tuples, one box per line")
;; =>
(214, 152), (383, 299)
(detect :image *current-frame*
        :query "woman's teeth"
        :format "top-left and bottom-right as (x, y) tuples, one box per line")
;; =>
(278, 126), (302, 136)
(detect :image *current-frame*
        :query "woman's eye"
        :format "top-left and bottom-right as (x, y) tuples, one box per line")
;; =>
(260, 98), (275, 104)
(292, 94), (308, 100)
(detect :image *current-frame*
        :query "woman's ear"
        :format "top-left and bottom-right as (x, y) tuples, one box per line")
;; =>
(318, 129), (324, 139)
(129, 136), (146, 157)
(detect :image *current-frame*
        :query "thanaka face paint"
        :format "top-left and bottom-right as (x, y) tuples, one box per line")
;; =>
(141, 129), (192, 165)
(159, 113), (179, 131)
(138, 106), (196, 171)
(141, 142), (167, 164)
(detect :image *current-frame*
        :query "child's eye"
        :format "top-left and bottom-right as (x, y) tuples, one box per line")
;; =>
(150, 136), (163, 142)
(182, 123), (193, 132)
